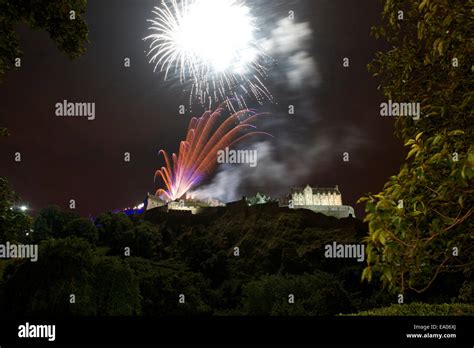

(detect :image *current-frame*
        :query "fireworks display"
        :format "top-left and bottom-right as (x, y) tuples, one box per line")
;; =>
(155, 107), (270, 201)
(144, 0), (272, 108)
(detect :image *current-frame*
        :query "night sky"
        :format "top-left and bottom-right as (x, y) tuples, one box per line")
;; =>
(0, 0), (406, 217)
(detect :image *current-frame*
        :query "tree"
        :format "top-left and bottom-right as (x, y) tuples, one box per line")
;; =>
(64, 217), (98, 245)
(360, 0), (473, 294)
(0, 0), (89, 81)
(117, 221), (163, 258)
(95, 212), (133, 246)
(0, 177), (32, 244)
(179, 227), (229, 286)
(127, 258), (213, 315)
(93, 256), (142, 315)
(3, 237), (143, 316)
(2, 236), (97, 315)
(32, 205), (80, 241)
(242, 271), (352, 315)
(30, 214), (51, 242)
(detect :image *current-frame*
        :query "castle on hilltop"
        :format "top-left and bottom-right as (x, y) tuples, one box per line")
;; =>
(287, 185), (355, 218)
(143, 184), (355, 218)
(290, 185), (342, 206)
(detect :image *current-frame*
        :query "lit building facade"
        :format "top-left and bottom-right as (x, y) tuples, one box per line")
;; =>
(289, 185), (355, 218)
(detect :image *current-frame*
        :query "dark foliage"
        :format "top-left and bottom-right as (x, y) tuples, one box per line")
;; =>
(4, 201), (461, 316)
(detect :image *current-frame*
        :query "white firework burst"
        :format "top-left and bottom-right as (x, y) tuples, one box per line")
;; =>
(144, 0), (272, 109)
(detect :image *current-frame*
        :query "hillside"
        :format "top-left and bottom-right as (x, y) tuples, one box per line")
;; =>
(0, 202), (468, 316)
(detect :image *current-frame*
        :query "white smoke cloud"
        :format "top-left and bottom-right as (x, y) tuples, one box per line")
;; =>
(190, 164), (242, 202)
(190, 129), (365, 203)
(261, 18), (320, 89)
(190, 142), (285, 202)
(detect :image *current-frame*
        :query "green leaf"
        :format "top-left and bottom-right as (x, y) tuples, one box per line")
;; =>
(432, 134), (443, 145)
(443, 15), (453, 27)
(406, 147), (418, 160)
(437, 40), (445, 55)
(417, 22), (425, 40)
(448, 130), (464, 136)
(379, 232), (387, 245)
(419, 0), (429, 11)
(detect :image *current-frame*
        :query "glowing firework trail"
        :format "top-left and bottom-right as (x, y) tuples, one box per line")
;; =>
(155, 108), (270, 201)
(144, 0), (272, 108)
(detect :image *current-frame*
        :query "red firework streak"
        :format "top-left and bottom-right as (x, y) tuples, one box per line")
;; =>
(154, 107), (270, 201)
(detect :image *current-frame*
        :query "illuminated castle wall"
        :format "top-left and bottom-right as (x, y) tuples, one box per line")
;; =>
(289, 185), (355, 218)
(290, 185), (343, 206)
(145, 185), (355, 218)
(145, 193), (224, 215)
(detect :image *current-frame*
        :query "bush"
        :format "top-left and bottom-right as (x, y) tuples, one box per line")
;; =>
(242, 271), (352, 315)
(457, 281), (474, 304)
(350, 303), (474, 316)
